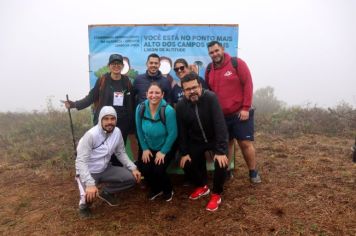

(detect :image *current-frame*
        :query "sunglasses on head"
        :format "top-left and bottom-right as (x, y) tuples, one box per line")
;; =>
(174, 66), (185, 72)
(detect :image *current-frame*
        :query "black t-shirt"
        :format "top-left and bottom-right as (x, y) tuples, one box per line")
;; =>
(106, 77), (130, 116)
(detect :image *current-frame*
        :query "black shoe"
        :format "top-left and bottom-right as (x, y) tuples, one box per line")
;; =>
(98, 190), (119, 206)
(148, 190), (163, 200)
(79, 204), (92, 218)
(163, 191), (174, 202)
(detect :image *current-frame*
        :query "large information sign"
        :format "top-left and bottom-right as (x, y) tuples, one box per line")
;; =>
(88, 24), (238, 86)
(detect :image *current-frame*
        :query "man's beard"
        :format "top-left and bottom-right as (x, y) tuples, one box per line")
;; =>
(189, 93), (199, 103)
(103, 125), (115, 133)
(213, 55), (223, 65)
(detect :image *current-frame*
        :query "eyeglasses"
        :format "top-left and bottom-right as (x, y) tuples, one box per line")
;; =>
(174, 66), (185, 72)
(110, 62), (123, 66)
(183, 85), (199, 93)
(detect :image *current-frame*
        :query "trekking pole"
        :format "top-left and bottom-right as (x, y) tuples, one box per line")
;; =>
(352, 137), (356, 163)
(66, 94), (77, 157)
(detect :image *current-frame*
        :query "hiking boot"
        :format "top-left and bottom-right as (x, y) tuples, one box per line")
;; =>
(148, 190), (163, 200)
(189, 185), (210, 200)
(163, 191), (174, 202)
(79, 204), (92, 218)
(249, 170), (262, 184)
(206, 194), (222, 212)
(98, 190), (119, 206)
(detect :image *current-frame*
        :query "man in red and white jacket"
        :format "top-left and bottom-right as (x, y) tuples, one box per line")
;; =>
(205, 41), (261, 184)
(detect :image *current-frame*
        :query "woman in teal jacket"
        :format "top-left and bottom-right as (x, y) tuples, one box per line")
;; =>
(136, 82), (177, 202)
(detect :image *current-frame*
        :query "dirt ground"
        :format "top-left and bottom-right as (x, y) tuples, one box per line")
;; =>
(0, 133), (355, 236)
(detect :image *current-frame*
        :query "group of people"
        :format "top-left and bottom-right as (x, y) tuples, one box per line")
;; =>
(65, 41), (261, 218)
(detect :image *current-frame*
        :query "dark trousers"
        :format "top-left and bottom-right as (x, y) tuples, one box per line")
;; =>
(117, 115), (130, 143)
(138, 149), (174, 194)
(110, 115), (130, 166)
(183, 143), (227, 194)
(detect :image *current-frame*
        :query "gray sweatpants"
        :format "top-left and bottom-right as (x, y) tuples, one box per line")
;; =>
(76, 163), (136, 205)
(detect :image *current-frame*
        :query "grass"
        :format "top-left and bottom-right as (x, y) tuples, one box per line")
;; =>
(0, 108), (91, 168)
(0, 104), (355, 235)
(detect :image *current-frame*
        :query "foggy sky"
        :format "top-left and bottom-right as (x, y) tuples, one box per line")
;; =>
(0, 0), (355, 112)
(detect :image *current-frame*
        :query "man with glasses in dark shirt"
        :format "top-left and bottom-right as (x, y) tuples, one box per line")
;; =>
(176, 72), (228, 212)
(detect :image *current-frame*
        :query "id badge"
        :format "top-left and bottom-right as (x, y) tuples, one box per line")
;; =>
(113, 92), (124, 106)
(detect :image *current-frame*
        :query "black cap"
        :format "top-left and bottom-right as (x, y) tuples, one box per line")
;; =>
(108, 54), (123, 65)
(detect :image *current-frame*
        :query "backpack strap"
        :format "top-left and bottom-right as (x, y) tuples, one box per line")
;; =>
(159, 105), (166, 126)
(139, 102), (145, 119)
(93, 74), (107, 111)
(205, 63), (212, 88)
(139, 102), (166, 126)
(231, 57), (238, 71)
(206, 63), (212, 75)
(99, 74), (106, 91)
(231, 57), (243, 85)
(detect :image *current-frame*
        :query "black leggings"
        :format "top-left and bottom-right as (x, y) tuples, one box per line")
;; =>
(138, 149), (174, 194)
(183, 143), (227, 194)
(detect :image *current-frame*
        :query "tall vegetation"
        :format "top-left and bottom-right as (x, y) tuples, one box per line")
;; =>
(0, 99), (92, 169)
(253, 87), (355, 137)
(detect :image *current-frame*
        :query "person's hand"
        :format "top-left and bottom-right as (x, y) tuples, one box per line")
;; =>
(180, 155), (191, 168)
(214, 154), (228, 168)
(154, 151), (165, 165)
(238, 110), (249, 121)
(61, 100), (76, 109)
(142, 150), (152, 163)
(85, 185), (98, 203)
(131, 169), (141, 183)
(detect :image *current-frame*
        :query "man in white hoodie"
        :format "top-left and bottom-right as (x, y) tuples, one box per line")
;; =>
(75, 106), (141, 218)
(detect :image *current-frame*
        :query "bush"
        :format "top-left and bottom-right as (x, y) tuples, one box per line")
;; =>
(253, 86), (285, 115)
(0, 107), (92, 169)
(256, 103), (355, 137)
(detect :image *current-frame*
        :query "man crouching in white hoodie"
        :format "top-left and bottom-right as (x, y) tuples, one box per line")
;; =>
(75, 106), (141, 218)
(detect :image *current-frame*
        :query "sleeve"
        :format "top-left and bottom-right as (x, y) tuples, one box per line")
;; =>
(176, 102), (189, 156)
(204, 66), (212, 90)
(135, 104), (149, 150)
(210, 94), (228, 155)
(237, 58), (253, 111)
(160, 106), (178, 154)
(114, 131), (137, 171)
(74, 78), (101, 110)
(75, 132), (96, 187)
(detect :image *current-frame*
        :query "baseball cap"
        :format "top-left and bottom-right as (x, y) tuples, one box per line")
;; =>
(108, 54), (123, 65)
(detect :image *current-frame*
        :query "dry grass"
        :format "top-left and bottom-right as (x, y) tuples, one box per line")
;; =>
(0, 110), (355, 235)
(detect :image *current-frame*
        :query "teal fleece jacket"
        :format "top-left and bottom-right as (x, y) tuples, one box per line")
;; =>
(135, 99), (177, 154)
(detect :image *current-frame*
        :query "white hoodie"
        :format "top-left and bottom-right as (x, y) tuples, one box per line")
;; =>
(75, 106), (136, 187)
